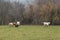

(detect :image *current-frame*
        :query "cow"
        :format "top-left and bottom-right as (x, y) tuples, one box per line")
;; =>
(8, 22), (14, 27)
(43, 22), (50, 26)
(15, 21), (20, 27)
(8, 21), (20, 27)
(9, 22), (13, 25)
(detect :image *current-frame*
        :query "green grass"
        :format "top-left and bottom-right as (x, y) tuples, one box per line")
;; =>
(0, 25), (60, 40)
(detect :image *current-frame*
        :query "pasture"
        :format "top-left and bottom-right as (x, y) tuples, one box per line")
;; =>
(0, 25), (60, 40)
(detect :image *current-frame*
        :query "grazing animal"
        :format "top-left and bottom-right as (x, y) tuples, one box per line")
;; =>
(15, 21), (20, 27)
(17, 21), (20, 25)
(9, 22), (14, 27)
(43, 22), (50, 26)
(9, 22), (16, 26)
(9, 21), (20, 27)
(9, 22), (13, 25)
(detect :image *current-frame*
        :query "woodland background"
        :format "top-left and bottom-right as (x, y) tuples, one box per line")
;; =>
(0, 0), (60, 25)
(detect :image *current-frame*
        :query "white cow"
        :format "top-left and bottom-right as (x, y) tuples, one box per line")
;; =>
(16, 21), (20, 25)
(9, 22), (13, 25)
(8, 22), (14, 27)
(43, 22), (50, 26)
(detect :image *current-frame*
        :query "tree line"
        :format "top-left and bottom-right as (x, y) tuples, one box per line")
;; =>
(0, 0), (60, 25)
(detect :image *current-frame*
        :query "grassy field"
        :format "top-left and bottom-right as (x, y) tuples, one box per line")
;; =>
(0, 25), (60, 40)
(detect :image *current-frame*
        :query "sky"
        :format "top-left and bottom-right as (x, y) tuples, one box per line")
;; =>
(10, 0), (27, 2)
(6, 0), (60, 5)
(5, 0), (33, 5)
(9, 0), (32, 3)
